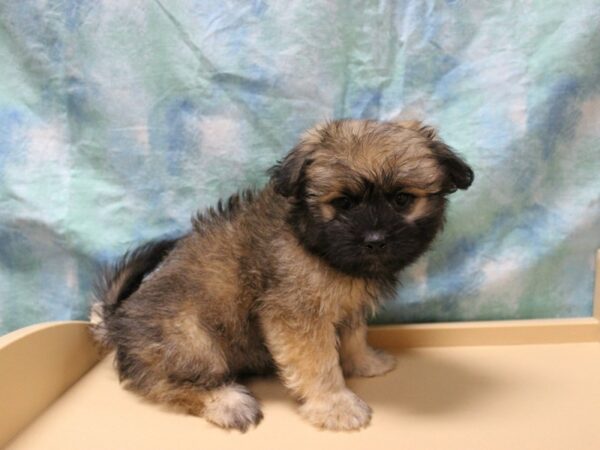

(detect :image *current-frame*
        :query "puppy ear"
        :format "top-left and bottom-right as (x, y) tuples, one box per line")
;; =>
(269, 144), (314, 197)
(397, 120), (473, 191)
(431, 141), (474, 192)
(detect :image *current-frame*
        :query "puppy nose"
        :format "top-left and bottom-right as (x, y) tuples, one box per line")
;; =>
(363, 231), (386, 250)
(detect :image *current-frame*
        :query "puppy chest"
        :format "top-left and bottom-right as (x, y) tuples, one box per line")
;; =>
(274, 273), (376, 322)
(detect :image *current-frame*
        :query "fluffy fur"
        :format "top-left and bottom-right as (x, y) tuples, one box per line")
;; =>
(90, 119), (473, 431)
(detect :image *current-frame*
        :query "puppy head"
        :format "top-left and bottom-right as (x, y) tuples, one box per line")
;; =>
(270, 119), (473, 279)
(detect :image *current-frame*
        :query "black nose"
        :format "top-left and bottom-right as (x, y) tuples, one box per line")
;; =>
(363, 231), (386, 250)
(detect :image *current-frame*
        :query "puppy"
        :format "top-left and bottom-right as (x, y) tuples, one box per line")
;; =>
(90, 119), (473, 431)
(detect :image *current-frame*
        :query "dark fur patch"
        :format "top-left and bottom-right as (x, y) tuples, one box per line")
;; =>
(430, 141), (474, 192)
(94, 238), (179, 311)
(269, 156), (314, 198)
(287, 184), (446, 280)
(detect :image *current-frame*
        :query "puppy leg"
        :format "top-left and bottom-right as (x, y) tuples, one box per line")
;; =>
(339, 315), (396, 378)
(261, 317), (371, 430)
(117, 314), (262, 432)
(141, 378), (262, 432)
(201, 383), (263, 431)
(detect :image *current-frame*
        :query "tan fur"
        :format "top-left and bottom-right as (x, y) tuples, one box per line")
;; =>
(202, 384), (263, 430)
(339, 314), (397, 378)
(298, 121), (447, 222)
(404, 196), (431, 223)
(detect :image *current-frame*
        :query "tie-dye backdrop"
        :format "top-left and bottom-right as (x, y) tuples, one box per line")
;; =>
(1, 1), (599, 334)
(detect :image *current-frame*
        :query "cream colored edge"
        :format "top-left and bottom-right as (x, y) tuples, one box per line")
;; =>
(369, 249), (600, 348)
(594, 249), (600, 323)
(0, 321), (101, 448)
(368, 317), (600, 349)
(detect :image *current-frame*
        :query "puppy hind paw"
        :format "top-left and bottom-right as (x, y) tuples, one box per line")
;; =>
(299, 389), (372, 431)
(342, 348), (397, 378)
(203, 384), (263, 432)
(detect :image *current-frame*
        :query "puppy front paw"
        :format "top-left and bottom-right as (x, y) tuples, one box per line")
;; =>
(299, 389), (372, 431)
(342, 348), (397, 378)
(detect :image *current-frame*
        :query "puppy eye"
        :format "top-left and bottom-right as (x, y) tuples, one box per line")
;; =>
(330, 196), (355, 210)
(393, 192), (415, 209)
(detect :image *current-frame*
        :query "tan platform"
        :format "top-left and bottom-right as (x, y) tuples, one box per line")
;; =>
(1, 251), (599, 449)
(1, 321), (600, 450)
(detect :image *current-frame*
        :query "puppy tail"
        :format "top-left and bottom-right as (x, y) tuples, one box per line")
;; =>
(89, 238), (179, 350)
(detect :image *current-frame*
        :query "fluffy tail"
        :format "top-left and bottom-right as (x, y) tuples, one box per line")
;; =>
(89, 238), (179, 350)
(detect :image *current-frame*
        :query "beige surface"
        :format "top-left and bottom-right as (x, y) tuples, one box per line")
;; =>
(0, 321), (100, 447)
(6, 342), (600, 450)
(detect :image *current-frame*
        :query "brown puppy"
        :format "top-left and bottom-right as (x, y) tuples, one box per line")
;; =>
(90, 119), (473, 431)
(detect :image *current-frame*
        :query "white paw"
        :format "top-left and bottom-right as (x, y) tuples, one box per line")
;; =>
(203, 384), (263, 432)
(299, 389), (372, 431)
(342, 348), (397, 377)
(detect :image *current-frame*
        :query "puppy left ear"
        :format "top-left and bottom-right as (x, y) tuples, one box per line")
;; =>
(431, 141), (474, 192)
(398, 120), (474, 192)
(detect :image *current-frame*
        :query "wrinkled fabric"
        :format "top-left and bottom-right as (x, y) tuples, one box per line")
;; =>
(0, 1), (599, 334)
